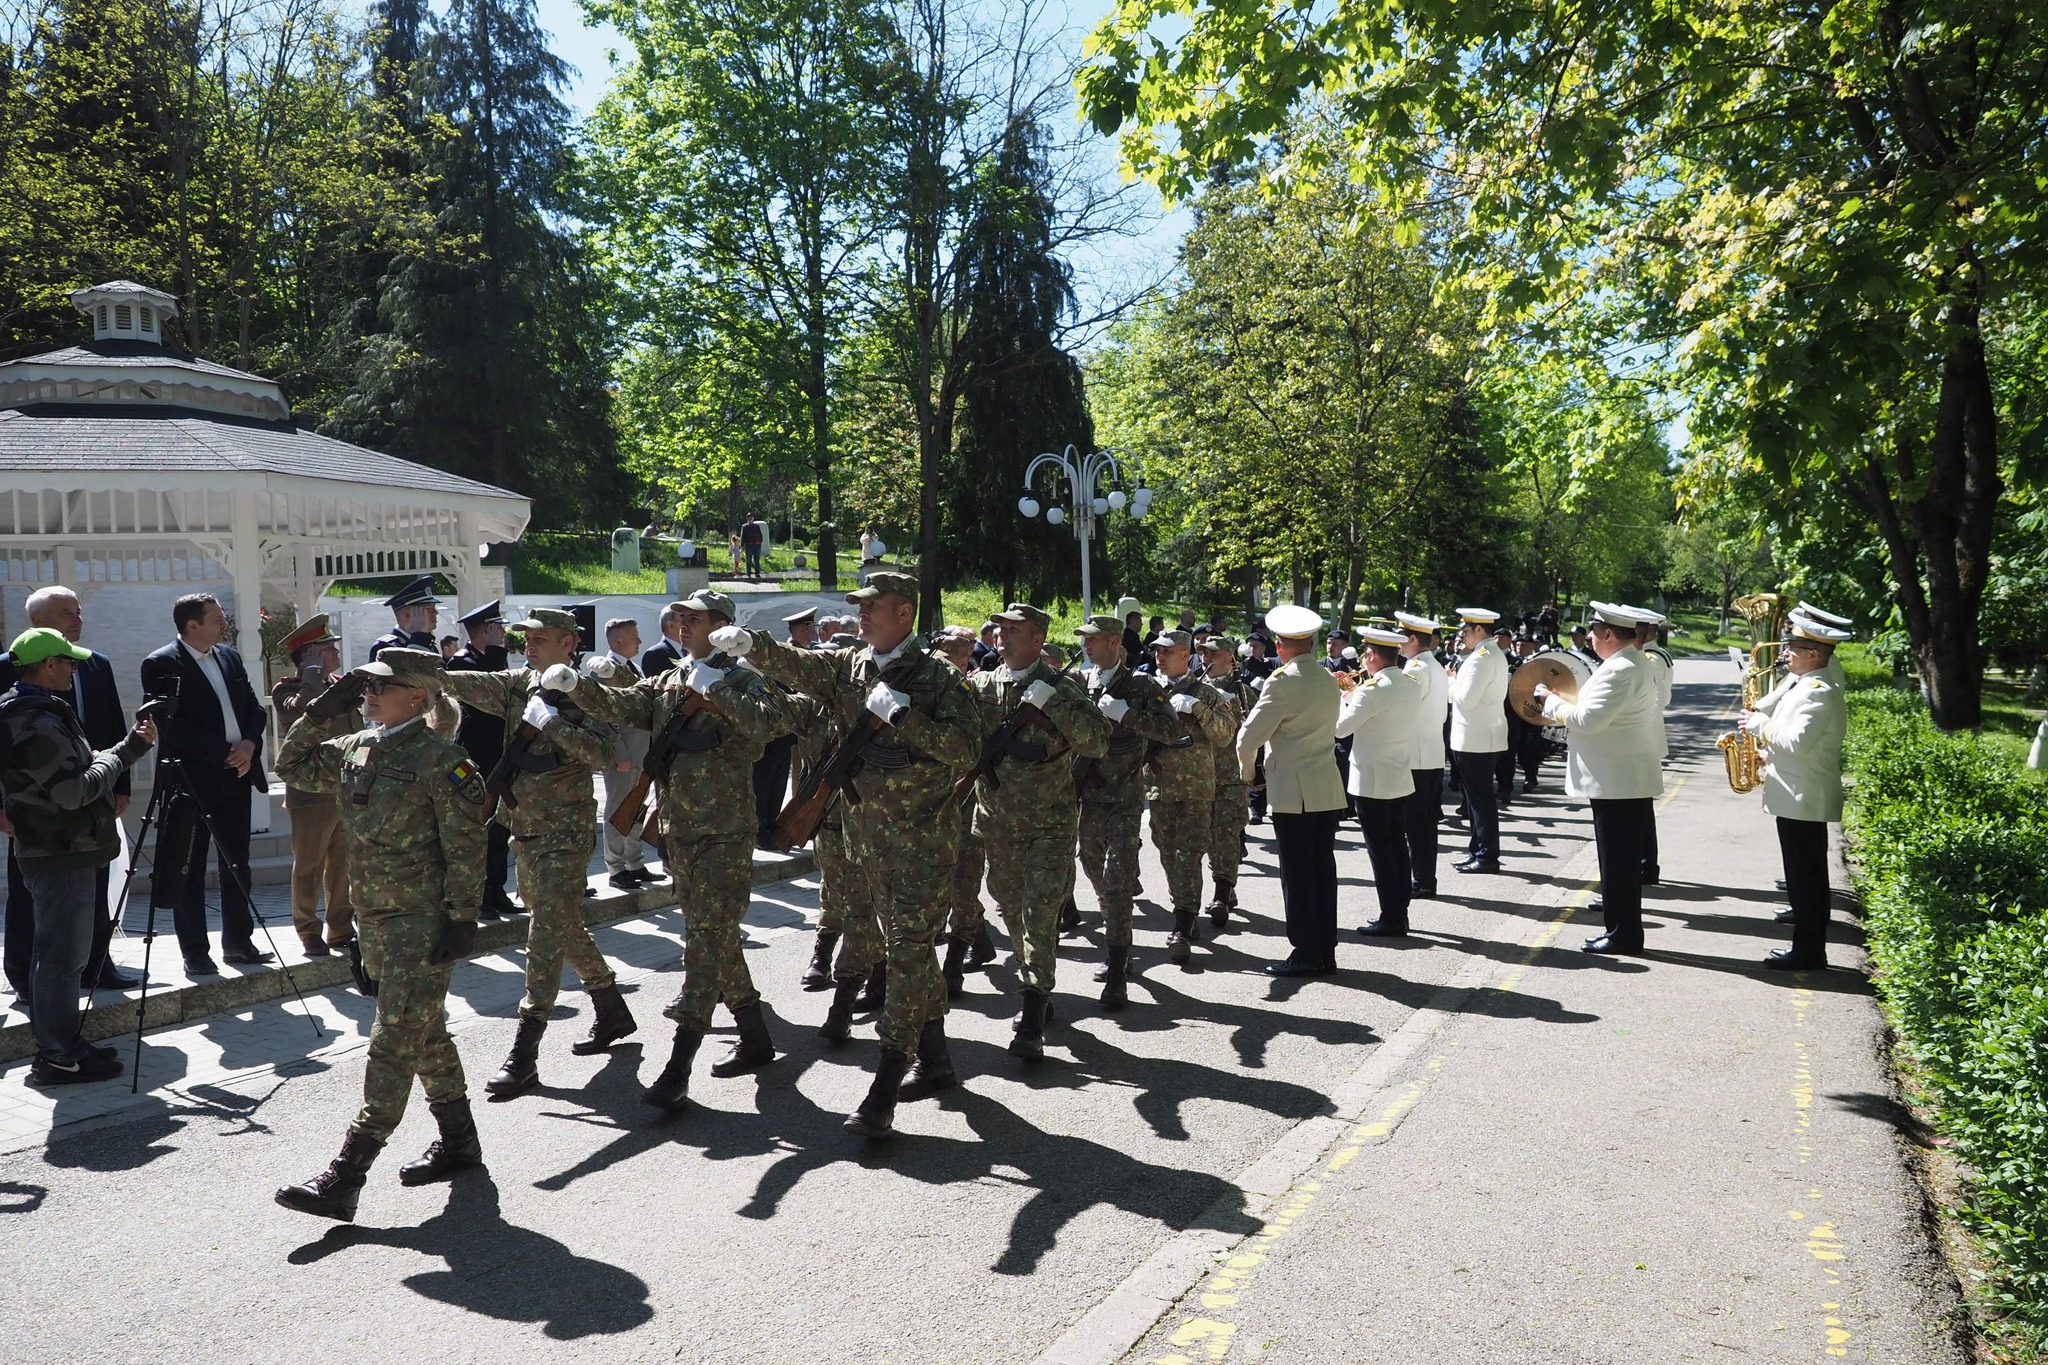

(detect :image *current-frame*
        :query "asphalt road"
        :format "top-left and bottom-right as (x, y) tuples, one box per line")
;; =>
(0, 660), (1964, 1364)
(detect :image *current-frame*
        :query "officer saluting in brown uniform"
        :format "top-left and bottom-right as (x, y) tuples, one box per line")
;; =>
(269, 614), (356, 959)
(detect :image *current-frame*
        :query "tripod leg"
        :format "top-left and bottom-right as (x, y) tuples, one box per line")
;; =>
(122, 782), (170, 1094)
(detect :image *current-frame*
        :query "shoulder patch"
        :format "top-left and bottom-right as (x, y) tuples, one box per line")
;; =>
(1806, 676), (1827, 689)
(448, 758), (488, 803)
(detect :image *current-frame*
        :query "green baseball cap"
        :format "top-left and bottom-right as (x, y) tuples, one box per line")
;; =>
(8, 627), (91, 667)
(508, 606), (579, 633)
(994, 602), (1050, 630)
(1076, 614), (1123, 636)
(356, 647), (444, 694)
(846, 570), (919, 604)
(676, 588), (738, 621)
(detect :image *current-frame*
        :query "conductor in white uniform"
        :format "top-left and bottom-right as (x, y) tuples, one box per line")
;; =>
(1335, 627), (1423, 937)
(1394, 612), (1449, 897)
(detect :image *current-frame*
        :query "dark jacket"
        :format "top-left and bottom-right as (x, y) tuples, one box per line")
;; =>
(139, 639), (268, 790)
(640, 639), (684, 677)
(0, 649), (130, 799)
(0, 685), (151, 869)
(445, 642), (508, 767)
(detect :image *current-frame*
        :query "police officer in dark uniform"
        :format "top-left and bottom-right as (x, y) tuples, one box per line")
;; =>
(370, 575), (442, 661)
(446, 598), (515, 919)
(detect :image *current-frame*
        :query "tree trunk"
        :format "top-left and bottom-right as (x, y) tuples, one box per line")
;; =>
(1338, 542), (1362, 634)
(806, 274), (838, 591)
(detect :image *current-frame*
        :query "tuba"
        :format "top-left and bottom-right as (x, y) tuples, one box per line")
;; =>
(1719, 591), (1789, 793)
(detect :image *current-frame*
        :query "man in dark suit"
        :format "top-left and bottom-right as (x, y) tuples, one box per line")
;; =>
(640, 601), (686, 677)
(369, 574), (441, 661)
(140, 592), (272, 973)
(1, 586), (141, 1000)
(447, 599), (515, 918)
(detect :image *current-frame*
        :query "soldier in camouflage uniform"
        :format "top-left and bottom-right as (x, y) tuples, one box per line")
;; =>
(721, 571), (979, 1137)
(1072, 615), (1178, 1008)
(1198, 636), (1255, 931)
(790, 690), (886, 1016)
(273, 649), (488, 1221)
(1145, 630), (1239, 963)
(962, 604), (1110, 1057)
(559, 589), (789, 1111)
(437, 607), (632, 1098)
(931, 628), (992, 999)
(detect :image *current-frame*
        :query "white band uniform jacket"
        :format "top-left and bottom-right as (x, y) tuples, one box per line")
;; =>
(1402, 651), (1449, 771)
(1540, 646), (1665, 801)
(1750, 655), (1847, 718)
(1448, 641), (1509, 753)
(1334, 666), (1422, 801)
(1235, 656), (1347, 815)
(1643, 646), (1674, 758)
(1754, 672), (1846, 823)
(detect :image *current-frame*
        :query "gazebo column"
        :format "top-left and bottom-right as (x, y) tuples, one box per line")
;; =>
(229, 489), (263, 667)
(453, 510), (481, 613)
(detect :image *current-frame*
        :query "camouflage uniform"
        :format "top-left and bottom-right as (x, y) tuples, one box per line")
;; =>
(275, 709), (487, 1142)
(1203, 662), (1256, 911)
(437, 665), (620, 1022)
(790, 687), (884, 983)
(1073, 663), (1177, 949)
(946, 800), (987, 943)
(1146, 670), (1239, 917)
(271, 675), (358, 949)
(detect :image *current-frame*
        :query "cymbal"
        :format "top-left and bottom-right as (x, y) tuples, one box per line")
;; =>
(1508, 653), (1584, 725)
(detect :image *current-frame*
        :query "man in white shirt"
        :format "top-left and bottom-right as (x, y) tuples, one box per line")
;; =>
(1394, 612), (1449, 896)
(1337, 627), (1423, 936)
(1446, 607), (1510, 874)
(1743, 614), (1851, 970)
(1626, 606), (1675, 884)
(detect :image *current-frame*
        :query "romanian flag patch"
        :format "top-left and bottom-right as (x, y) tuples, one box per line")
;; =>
(449, 759), (487, 803)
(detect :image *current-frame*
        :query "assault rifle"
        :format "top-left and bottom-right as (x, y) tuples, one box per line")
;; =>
(771, 645), (938, 852)
(483, 682), (584, 822)
(609, 687), (721, 838)
(952, 657), (1080, 804)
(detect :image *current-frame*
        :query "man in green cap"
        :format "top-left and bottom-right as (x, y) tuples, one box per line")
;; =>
(437, 607), (634, 1096)
(962, 603), (1109, 1053)
(1072, 614), (1177, 1008)
(1197, 635), (1256, 930)
(272, 648), (488, 1219)
(716, 571), (980, 1137)
(1145, 629), (1238, 963)
(554, 588), (790, 1111)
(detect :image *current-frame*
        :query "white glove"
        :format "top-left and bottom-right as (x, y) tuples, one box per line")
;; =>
(540, 663), (579, 693)
(521, 694), (557, 729)
(585, 657), (620, 682)
(709, 626), (751, 655)
(866, 680), (909, 724)
(1098, 694), (1131, 722)
(1022, 680), (1057, 710)
(1169, 692), (1199, 714)
(1250, 677), (1266, 693)
(687, 659), (727, 695)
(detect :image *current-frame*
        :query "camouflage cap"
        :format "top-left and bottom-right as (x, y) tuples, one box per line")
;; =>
(845, 569), (919, 604)
(994, 602), (1050, 629)
(1150, 629), (1193, 650)
(355, 647), (444, 694)
(677, 587), (738, 621)
(1076, 614), (1123, 636)
(1199, 634), (1238, 655)
(508, 606), (579, 633)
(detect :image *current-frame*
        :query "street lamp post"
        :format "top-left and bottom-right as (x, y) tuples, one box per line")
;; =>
(1016, 444), (1153, 615)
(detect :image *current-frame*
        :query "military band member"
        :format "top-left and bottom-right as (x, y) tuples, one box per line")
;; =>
(1145, 630), (1236, 965)
(369, 574), (441, 661)
(274, 649), (487, 1221)
(558, 589), (789, 1110)
(1447, 607), (1510, 874)
(1338, 627), (1424, 937)
(720, 571), (979, 1138)
(437, 607), (633, 1097)
(1237, 606), (1347, 976)
(447, 600), (516, 918)
(1534, 602), (1665, 955)
(1628, 607), (1675, 884)
(270, 614), (356, 959)
(1393, 612), (1449, 896)
(1751, 602), (1851, 717)
(1197, 636), (1255, 932)
(963, 604), (1109, 1055)
(1743, 614), (1850, 969)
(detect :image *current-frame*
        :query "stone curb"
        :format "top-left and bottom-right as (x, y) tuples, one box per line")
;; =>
(0, 848), (815, 1064)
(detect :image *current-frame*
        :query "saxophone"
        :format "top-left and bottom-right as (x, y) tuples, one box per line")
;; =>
(1717, 726), (1764, 792)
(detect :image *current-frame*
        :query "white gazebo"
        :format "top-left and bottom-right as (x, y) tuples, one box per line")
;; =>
(0, 281), (529, 681)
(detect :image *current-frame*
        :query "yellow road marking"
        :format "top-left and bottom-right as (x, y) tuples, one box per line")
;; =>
(1788, 986), (1851, 1355)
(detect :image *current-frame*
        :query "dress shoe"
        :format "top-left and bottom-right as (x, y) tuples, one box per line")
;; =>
(301, 940), (332, 959)
(1262, 957), (1336, 977)
(1773, 907), (1796, 924)
(630, 868), (662, 886)
(1410, 883), (1437, 899)
(184, 957), (221, 976)
(1639, 867), (1661, 886)
(222, 946), (275, 966)
(1355, 919), (1409, 938)
(86, 964), (143, 989)
(608, 871), (640, 891)
(583, 885), (598, 898)
(1775, 878), (1788, 892)
(1453, 858), (1500, 875)
(1765, 948), (1829, 971)
(1582, 932), (1643, 955)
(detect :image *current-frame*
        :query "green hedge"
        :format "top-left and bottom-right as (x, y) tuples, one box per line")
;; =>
(1847, 686), (2048, 1333)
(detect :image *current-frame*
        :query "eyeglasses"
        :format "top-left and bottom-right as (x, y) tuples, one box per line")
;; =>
(364, 680), (424, 695)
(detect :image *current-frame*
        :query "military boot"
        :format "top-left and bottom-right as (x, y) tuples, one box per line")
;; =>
(801, 929), (840, 991)
(484, 1016), (545, 1097)
(1099, 947), (1130, 1010)
(858, 961), (888, 1011)
(844, 1047), (911, 1137)
(275, 1130), (384, 1221)
(941, 937), (969, 1000)
(708, 1001), (776, 1077)
(643, 1024), (704, 1112)
(1206, 882), (1235, 930)
(819, 977), (863, 1044)
(968, 922), (996, 970)
(897, 1017), (958, 1102)
(1058, 897), (1082, 935)
(1008, 990), (1050, 1061)
(398, 1098), (485, 1186)
(1166, 909), (1199, 963)
(570, 983), (637, 1056)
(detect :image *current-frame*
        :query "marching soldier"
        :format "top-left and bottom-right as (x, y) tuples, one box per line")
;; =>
(370, 574), (441, 661)
(932, 628), (996, 999)
(1393, 612), (1448, 897)
(446, 600), (516, 919)
(270, 615), (356, 959)
(1534, 602), (1664, 955)
(1447, 607), (1510, 875)
(1743, 611), (1850, 968)
(1337, 627), (1424, 936)
(1145, 629), (1237, 965)
(1072, 615), (1176, 1008)
(437, 608), (634, 1096)
(1197, 636), (1254, 933)
(962, 604), (1109, 1055)
(720, 571), (979, 1138)
(1628, 607), (1675, 883)
(273, 649), (487, 1221)
(558, 589), (789, 1110)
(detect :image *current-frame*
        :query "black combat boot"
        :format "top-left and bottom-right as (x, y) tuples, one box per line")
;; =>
(571, 983), (637, 1056)
(941, 937), (968, 1000)
(801, 929), (840, 990)
(275, 1130), (384, 1221)
(643, 1024), (703, 1111)
(1008, 990), (1050, 1061)
(844, 1048), (912, 1137)
(819, 976), (863, 1043)
(398, 1098), (485, 1186)
(1166, 909), (1199, 963)
(968, 922), (996, 970)
(1207, 882), (1236, 930)
(897, 1018), (958, 1102)
(483, 1016), (545, 1097)
(858, 961), (888, 1011)
(1099, 946), (1130, 1010)
(709, 1002), (777, 1077)
(1058, 897), (1082, 935)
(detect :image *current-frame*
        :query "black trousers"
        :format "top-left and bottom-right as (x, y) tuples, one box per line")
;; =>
(150, 773), (256, 961)
(6, 850), (114, 994)
(483, 822), (513, 910)
(1452, 750), (1502, 862)
(1641, 807), (1661, 879)
(1494, 744), (1516, 800)
(753, 734), (796, 841)
(1777, 817), (1830, 959)
(1516, 724), (1544, 783)
(1356, 796), (1413, 927)
(1403, 768), (1442, 890)
(1590, 797), (1653, 944)
(1273, 808), (1342, 963)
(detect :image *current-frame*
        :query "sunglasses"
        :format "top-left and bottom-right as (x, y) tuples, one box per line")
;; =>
(364, 680), (425, 695)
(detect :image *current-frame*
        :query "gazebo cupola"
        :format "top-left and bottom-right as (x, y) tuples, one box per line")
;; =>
(72, 279), (179, 344)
